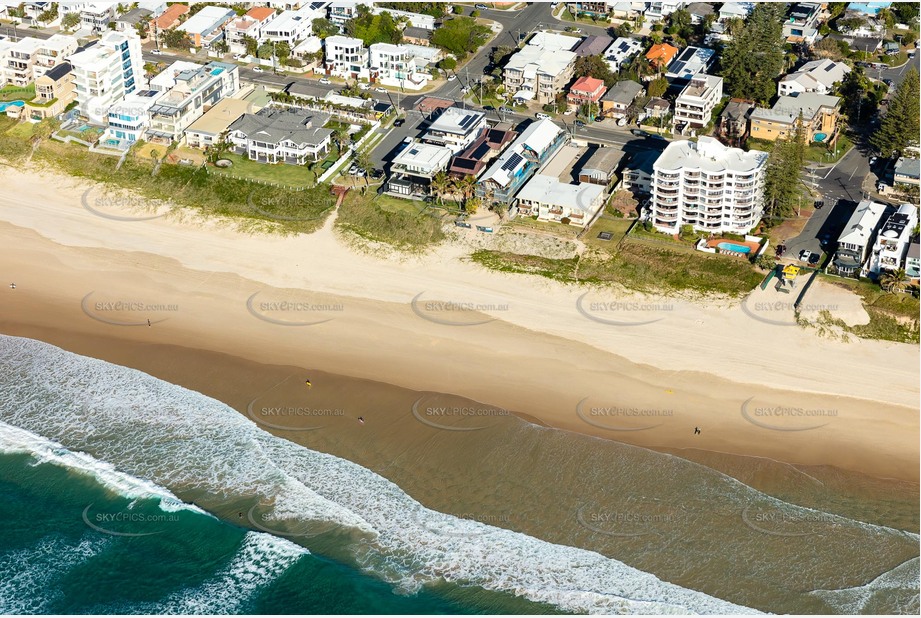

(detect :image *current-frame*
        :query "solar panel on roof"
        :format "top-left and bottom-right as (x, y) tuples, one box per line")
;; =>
(618, 41), (630, 51)
(823, 63), (835, 71)
(501, 152), (523, 172)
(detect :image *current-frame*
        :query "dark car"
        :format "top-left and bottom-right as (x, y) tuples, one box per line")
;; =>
(482, 105), (494, 111)
(393, 118), (405, 127)
(814, 199), (824, 209)
(574, 120), (586, 128)
(499, 106), (513, 113)
(808, 253), (821, 266)
(631, 129), (647, 137)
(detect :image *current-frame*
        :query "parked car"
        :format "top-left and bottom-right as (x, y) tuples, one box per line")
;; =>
(631, 129), (646, 137)
(252, 66), (263, 72)
(393, 118), (405, 127)
(460, 86), (470, 94)
(536, 112), (552, 120)
(376, 87), (388, 93)
(358, 82), (370, 90)
(808, 253), (820, 266)
(573, 119), (585, 127)
(319, 77), (331, 85)
(572, 28), (582, 33)
(402, 137), (413, 145)
(869, 156), (877, 166)
(498, 106), (513, 113)
(563, 109), (574, 115)
(447, 74), (456, 81)
(617, 117), (627, 126)
(799, 250), (813, 263)
(475, 3), (488, 9)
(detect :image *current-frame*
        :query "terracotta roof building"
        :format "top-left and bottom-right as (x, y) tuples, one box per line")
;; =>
(645, 42), (678, 70)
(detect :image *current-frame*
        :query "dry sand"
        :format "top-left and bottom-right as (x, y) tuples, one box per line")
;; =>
(0, 165), (918, 481)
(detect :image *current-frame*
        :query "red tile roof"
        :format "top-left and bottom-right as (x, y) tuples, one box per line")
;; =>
(153, 3), (189, 29)
(245, 6), (276, 21)
(570, 75), (605, 94)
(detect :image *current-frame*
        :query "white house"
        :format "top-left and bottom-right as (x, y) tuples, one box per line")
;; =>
(33, 34), (79, 80)
(673, 74), (723, 134)
(833, 200), (887, 276)
(645, 0), (685, 23)
(651, 136), (768, 234)
(369, 42), (438, 90)
(3, 38), (42, 87)
(387, 140), (453, 196)
(225, 7), (277, 55)
(146, 62), (239, 142)
(103, 88), (165, 145)
(778, 59), (851, 97)
(262, 4), (326, 45)
(178, 6), (236, 48)
(371, 6), (435, 30)
(604, 36), (644, 73)
(422, 106), (487, 154)
(324, 35), (369, 79)
(226, 106), (333, 164)
(68, 31), (145, 124)
(516, 174), (606, 227)
(718, 2), (754, 21)
(870, 204), (919, 274)
(504, 32), (578, 105)
(80, 2), (116, 33)
(328, 1), (358, 26)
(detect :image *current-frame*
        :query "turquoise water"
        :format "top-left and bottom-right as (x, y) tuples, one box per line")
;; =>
(211, 68), (225, 76)
(814, 132), (827, 142)
(0, 100), (25, 113)
(718, 241), (752, 254)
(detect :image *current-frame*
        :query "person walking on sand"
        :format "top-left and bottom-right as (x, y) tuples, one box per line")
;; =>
(147, 319), (151, 327)
(694, 427), (701, 435)
(358, 416), (364, 425)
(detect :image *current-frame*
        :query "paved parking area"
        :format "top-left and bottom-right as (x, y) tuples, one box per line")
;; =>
(368, 111), (426, 170)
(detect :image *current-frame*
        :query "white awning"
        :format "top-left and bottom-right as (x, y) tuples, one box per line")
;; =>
(513, 89), (535, 101)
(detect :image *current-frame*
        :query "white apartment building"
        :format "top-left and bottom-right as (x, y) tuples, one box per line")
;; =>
(504, 32), (578, 105)
(328, 1), (358, 26)
(369, 42), (436, 90)
(778, 59), (851, 97)
(68, 31), (145, 124)
(833, 200), (886, 276)
(33, 34), (79, 80)
(80, 2), (116, 33)
(673, 74), (723, 134)
(324, 35), (369, 79)
(0, 39), (13, 87)
(103, 88), (165, 145)
(3, 38), (42, 87)
(262, 5), (324, 44)
(870, 204), (918, 275)
(652, 136), (768, 234)
(422, 106), (487, 154)
(225, 8), (277, 55)
(146, 62), (239, 142)
(645, 0), (685, 23)
(604, 36), (643, 73)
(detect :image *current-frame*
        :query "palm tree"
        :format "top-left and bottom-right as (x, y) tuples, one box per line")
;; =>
(334, 125), (350, 154)
(880, 268), (908, 293)
(430, 172), (451, 206)
(456, 174), (477, 201)
(465, 196), (481, 215)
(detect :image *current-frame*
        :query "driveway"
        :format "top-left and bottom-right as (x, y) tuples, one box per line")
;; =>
(367, 111), (425, 170)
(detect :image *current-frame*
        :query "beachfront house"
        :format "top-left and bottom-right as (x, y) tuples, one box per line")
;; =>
(386, 140), (453, 197)
(516, 175), (606, 227)
(651, 136), (768, 234)
(477, 118), (567, 206)
(421, 106), (487, 154)
(226, 106), (334, 164)
(578, 147), (624, 187)
(870, 204), (919, 275)
(183, 97), (252, 150)
(25, 61), (74, 120)
(102, 88), (165, 146)
(447, 125), (518, 179)
(832, 200), (887, 277)
(146, 62), (240, 143)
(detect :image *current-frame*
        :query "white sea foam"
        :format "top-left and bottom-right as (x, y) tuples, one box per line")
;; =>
(1, 334), (916, 615)
(810, 557), (921, 615)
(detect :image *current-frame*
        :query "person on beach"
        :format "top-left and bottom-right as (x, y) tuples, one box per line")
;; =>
(305, 379), (312, 388)
(694, 427), (701, 435)
(147, 319), (151, 327)
(358, 416), (364, 425)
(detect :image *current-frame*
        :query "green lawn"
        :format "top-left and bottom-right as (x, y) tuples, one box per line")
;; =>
(0, 83), (34, 102)
(559, 8), (611, 26)
(805, 133), (853, 163)
(210, 152), (317, 188)
(585, 217), (633, 252)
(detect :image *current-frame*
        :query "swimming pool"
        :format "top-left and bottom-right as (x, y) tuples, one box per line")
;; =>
(718, 241), (752, 254)
(0, 100), (25, 113)
(814, 133), (827, 142)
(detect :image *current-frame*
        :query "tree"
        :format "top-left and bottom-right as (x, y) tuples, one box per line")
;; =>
(871, 68), (920, 157)
(162, 28), (192, 50)
(353, 149), (373, 186)
(892, 2), (919, 25)
(720, 2), (786, 104)
(346, 10), (402, 46)
(212, 39), (229, 55)
(312, 18), (339, 39)
(439, 56), (457, 71)
(334, 125), (351, 153)
(61, 11), (81, 31)
(257, 41), (274, 60)
(430, 17), (491, 58)
(37, 3), (58, 24)
(275, 41), (291, 67)
(243, 35), (258, 57)
(880, 269), (908, 293)
(762, 122), (806, 225)
(490, 45), (515, 68)
(452, 5), (463, 15)
(465, 196), (481, 214)
(572, 54), (617, 89)
(430, 171), (451, 206)
(647, 76), (668, 98)
(377, 2), (447, 18)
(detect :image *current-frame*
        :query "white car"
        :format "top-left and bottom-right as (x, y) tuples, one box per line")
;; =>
(358, 83), (370, 90)
(536, 112), (551, 120)
(376, 87), (388, 93)
(319, 77), (331, 85)
(563, 109), (574, 115)
(460, 86), (470, 94)
(617, 117), (627, 126)
(252, 67), (264, 73)
(447, 74), (456, 81)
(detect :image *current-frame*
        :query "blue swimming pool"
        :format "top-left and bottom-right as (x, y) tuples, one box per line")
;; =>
(0, 100), (25, 113)
(814, 132), (827, 142)
(718, 242), (752, 254)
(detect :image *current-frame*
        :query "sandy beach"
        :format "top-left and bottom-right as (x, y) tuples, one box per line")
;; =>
(0, 165), (918, 481)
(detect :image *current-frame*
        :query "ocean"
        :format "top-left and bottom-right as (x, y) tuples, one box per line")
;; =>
(1, 334), (918, 615)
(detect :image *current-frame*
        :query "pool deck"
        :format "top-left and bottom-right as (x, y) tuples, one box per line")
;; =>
(706, 238), (760, 254)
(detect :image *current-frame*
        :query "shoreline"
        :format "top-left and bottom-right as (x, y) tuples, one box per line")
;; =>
(0, 169), (917, 483)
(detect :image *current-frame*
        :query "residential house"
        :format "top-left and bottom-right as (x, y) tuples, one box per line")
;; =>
(870, 203), (918, 274)
(686, 2), (714, 24)
(114, 8), (153, 34)
(778, 59), (851, 97)
(516, 174), (606, 227)
(645, 96), (670, 119)
(600, 79), (643, 119)
(25, 61), (74, 120)
(69, 31), (146, 124)
(651, 136), (768, 234)
(146, 61), (240, 142)
(4, 38), (42, 88)
(447, 125), (517, 179)
(609, 2), (647, 20)
(387, 140), (453, 196)
(578, 147), (623, 186)
(477, 118), (567, 204)
(148, 60), (202, 91)
(292, 37), (324, 67)
(717, 98), (754, 145)
(574, 35), (614, 58)
(369, 43), (437, 90)
(225, 7), (277, 55)
(783, 2), (822, 44)
(178, 6), (236, 48)
(673, 74), (722, 134)
(227, 106), (333, 164)
(150, 2), (188, 37)
(422, 106), (487, 154)
(503, 32), (578, 104)
(894, 157), (920, 187)
(645, 42), (678, 72)
(645, 0), (685, 23)
(622, 149), (660, 195)
(80, 3), (116, 34)
(718, 2), (754, 20)
(604, 36), (643, 73)
(906, 241), (920, 279)
(665, 46), (715, 81)
(324, 35), (369, 79)
(371, 6), (436, 30)
(262, 7), (318, 45)
(184, 97), (254, 149)
(402, 26), (431, 47)
(832, 200), (886, 276)
(103, 88), (165, 145)
(749, 92), (841, 143)
(33, 34), (78, 80)
(328, 1), (358, 26)
(567, 75), (607, 115)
